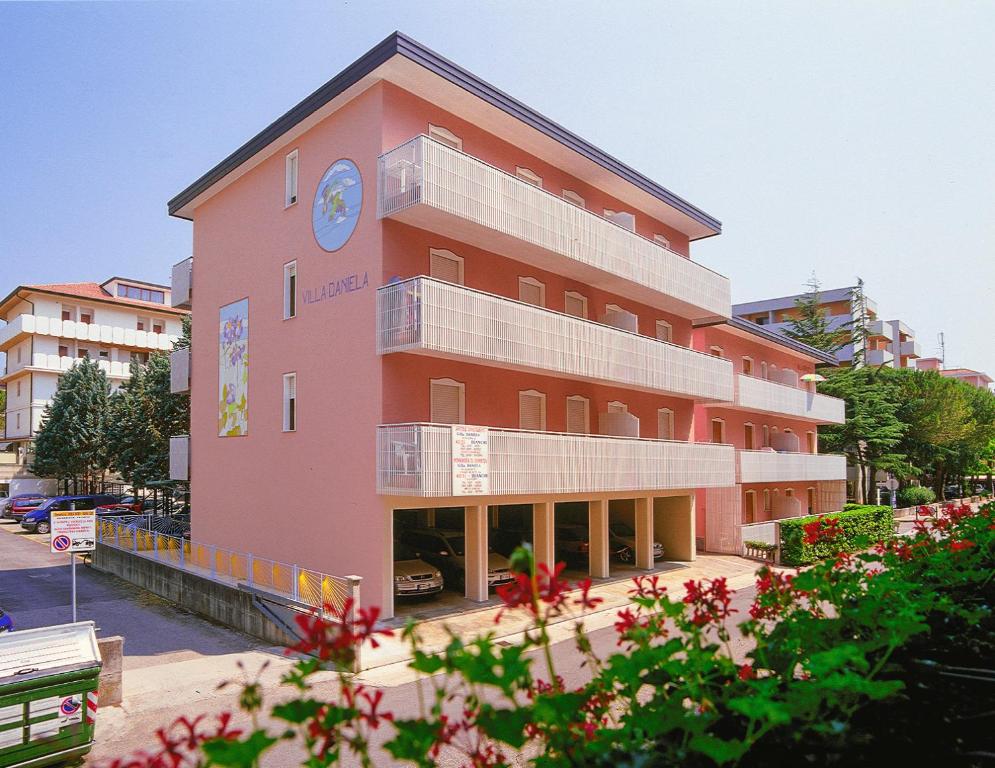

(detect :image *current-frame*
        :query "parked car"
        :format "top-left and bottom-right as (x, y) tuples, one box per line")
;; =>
(20, 494), (120, 535)
(9, 497), (48, 522)
(554, 524), (592, 563)
(489, 521), (534, 557)
(406, 528), (514, 591)
(2, 494), (47, 520)
(944, 484), (964, 499)
(95, 496), (156, 516)
(393, 541), (444, 597)
(609, 521), (664, 563)
(0, 609), (12, 633)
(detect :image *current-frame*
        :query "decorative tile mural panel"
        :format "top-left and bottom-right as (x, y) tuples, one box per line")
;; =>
(219, 298), (249, 436)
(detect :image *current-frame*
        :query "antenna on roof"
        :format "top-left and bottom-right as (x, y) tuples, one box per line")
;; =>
(938, 332), (946, 367)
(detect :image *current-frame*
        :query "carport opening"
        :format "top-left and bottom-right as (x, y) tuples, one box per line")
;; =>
(488, 504), (533, 557)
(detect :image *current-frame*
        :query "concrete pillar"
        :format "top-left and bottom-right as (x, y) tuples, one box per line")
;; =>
(532, 502), (555, 571)
(383, 507), (395, 620)
(655, 495), (695, 561)
(589, 499), (610, 578)
(464, 505), (489, 602)
(635, 497), (654, 569)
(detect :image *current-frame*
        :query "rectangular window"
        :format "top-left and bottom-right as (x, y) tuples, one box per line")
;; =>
(152, 322), (164, 334)
(430, 379), (464, 424)
(518, 277), (545, 307)
(16, 381), (21, 397)
(283, 373), (297, 431)
(137, 319), (146, 331)
(562, 190), (585, 207)
(657, 408), (674, 441)
(428, 124), (462, 151)
(59, 344), (69, 357)
(61, 309), (72, 321)
(80, 311), (92, 324)
(515, 167), (542, 187)
(99, 350), (109, 359)
(710, 346), (724, 358)
(284, 261), (298, 319)
(564, 291), (588, 319)
(744, 423), (755, 450)
(711, 419), (724, 443)
(285, 149), (299, 207)
(77, 348), (89, 359)
(430, 248), (464, 285)
(742, 357), (754, 376)
(518, 390), (546, 431)
(566, 395), (589, 434)
(655, 320), (672, 343)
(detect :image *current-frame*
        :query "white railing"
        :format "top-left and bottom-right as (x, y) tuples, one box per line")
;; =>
(170, 347), (190, 393)
(895, 339), (921, 358)
(738, 450), (847, 484)
(377, 277), (734, 402)
(172, 257), (192, 309)
(377, 136), (731, 320)
(866, 348), (894, 366)
(169, 436), (189, 481)
(377, 423), (736, 497)
(5, 355), (133, 380)
(0, 314), (178, 353)
(735, 374), (845, 424)
(739, 519), (778, 547)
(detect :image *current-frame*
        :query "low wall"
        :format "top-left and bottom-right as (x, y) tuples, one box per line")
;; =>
(92, 544), (295, 647)
(97, 636), (124, 707)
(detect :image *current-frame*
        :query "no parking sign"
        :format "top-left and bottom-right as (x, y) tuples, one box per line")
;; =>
(50, 509), (96, 554)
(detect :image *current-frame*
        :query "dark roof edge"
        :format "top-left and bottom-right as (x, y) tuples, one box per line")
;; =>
(726, 316), (840, 366)
(167, 32), (722, 235)
(101, 276), (171, 289)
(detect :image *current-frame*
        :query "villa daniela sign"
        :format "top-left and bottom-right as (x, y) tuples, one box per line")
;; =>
(451, 426), (489, 495)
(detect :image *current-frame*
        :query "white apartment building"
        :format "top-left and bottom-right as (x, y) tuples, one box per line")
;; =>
(0, 277), (187, 496)
(733, 286), (922, 369)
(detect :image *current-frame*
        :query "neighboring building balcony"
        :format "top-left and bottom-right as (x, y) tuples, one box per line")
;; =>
(170, 347), (190, 393)
(377, 423), (736, 497)
(866, 348), (894, 366)
(0, 314), (178, 353)
(169, 436), (189, 481)
(1, 355), (132, 383)
(866, 320), (894, 342)
(716, 373), (845, 424)
(738, 450), (847, 484)
(893, 339), (922, 359)
(172, 257), (192, 309)
(377, 136), (731, 322)
(377, 277), (734, 402)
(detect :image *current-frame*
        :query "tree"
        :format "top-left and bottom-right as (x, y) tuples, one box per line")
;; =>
(783, 274), (850, 355)
(106, 351), (190, 489)
(848, 278), (872, 368)
(32, 358), (111, 492)
(818, 366), (906, 503)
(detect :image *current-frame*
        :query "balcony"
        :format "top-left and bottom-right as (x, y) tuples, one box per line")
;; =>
(378, 278), (734, 402)
(377, 136), (731, 322)
(0, 314), (178, 353)
(169, 436), (190, 481)
(1, 355), (132, 383)
(719, 373), (845, 424)
(866, 320), (894, 341)
(866, 348), (894, 366)
(170, 347), (190, 394)
(895, 339), (921, 359)
(172, 257), (192, 309)
(738, 450), (847, 484)
(377, 423), (736, 497)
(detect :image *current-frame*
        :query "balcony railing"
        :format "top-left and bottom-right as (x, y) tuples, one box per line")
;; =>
(0, 314), (178, 353)
(894, 339), (921, 358)
(170, 347), (190, 394)
(377, 136), (731, 321)
(172, 257), (192, 309)
(2, 355), (133, 381)
(866, 348), (894, 366)
(377, 423), (736, 497)
(738, 450), (847, 484)
(169, 435), (190, 481)
(733, 373), (845, 424)
(377, 277), (734, 402)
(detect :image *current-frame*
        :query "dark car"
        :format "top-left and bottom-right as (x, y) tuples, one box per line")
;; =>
(554, 524), (592, 564)
(609, 522), (664, 563)
(406, 528), (514, 591)
(0, 609), (12, 633)
(20, 494), (120, 534)
(3, 494), (47, 520)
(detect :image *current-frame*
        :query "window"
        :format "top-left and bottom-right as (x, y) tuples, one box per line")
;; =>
(562, 189), (585, 207)
(807, 431), (817, 453)
(564, 291), (588, 319)
(770, 364), (779, 380)
(807, 487), (817, 514)
(152, 322), (164, 334)
(99, 350), (109, 359)
(785, 488), (794, 498)
(760, 361), (769, 380)
(603, 304), (638, 332)
(428, 124), (462, 151)
(744, 490), (757, 523)
(77, 347), (89, 359)
(710, 418), (725, 444)
(285, 149), (299, 207)
(566, 395), (589, 434)
(607, 401), (628, 413)
(653, 233), (671, 249)
(80, 310), (92, 325)
(518, 390), (546, 431)
(137, 319), (146, 331)
(515, 167), (542, 187)
(744, 423), (755, 450)
(282, 373), (297, 431)
(284, 261), (298, 319)
(605, 209), (635, 232)
(61, 308), (72, 321)
(518, 277), (545, 307)
(763, 489), (771, 512)
(59, 344), (69, 357)
(16, 414), (20, 430)
(657, 408), (674, 440)
(131, 351), (149, 365)
(742, 357), (754, 376)
(429, 248), (464, 285)
(710, 346), (724, 358)
(655, 320), (672, 343)
(16, 381), (21, 397)
(16, 346), (21, 363)
(430, 378), (464, 424)
(118, 285), (164, 303)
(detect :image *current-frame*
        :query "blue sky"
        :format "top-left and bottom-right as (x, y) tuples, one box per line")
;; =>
(2, 1), (993, 373)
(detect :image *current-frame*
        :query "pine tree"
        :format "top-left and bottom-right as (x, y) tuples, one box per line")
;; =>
(783, 274), (850, 355)
(848, 278), (872, 367)
(32, 358), (111, 492)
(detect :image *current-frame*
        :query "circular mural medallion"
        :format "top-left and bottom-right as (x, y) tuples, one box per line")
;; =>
(312, 159), (362, 252)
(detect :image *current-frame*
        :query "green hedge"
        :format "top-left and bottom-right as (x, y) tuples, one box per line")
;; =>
(779, 505), (895, 566)
(898, 486), (936, 507)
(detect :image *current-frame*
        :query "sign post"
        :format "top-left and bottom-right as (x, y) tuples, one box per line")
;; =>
(51, 504), (96, 622)
(884, 476), (900, 509)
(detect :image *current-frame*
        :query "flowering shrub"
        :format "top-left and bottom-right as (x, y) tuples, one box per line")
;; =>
(105, 501), (995, 767)
(778, 504), (894, 565)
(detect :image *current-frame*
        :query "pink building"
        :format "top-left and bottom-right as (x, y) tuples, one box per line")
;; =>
(167, 33), (844, 618)
(916, 357), (993, 390)
(691, 318), (847, 554)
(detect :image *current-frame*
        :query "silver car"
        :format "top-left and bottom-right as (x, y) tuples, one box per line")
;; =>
(406, 528), (515, 590)
(393, 541), (444, 597)
(610, 522), (664, 563)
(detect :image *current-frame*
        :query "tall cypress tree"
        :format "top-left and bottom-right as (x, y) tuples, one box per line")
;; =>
(32, 358), (111, 492)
